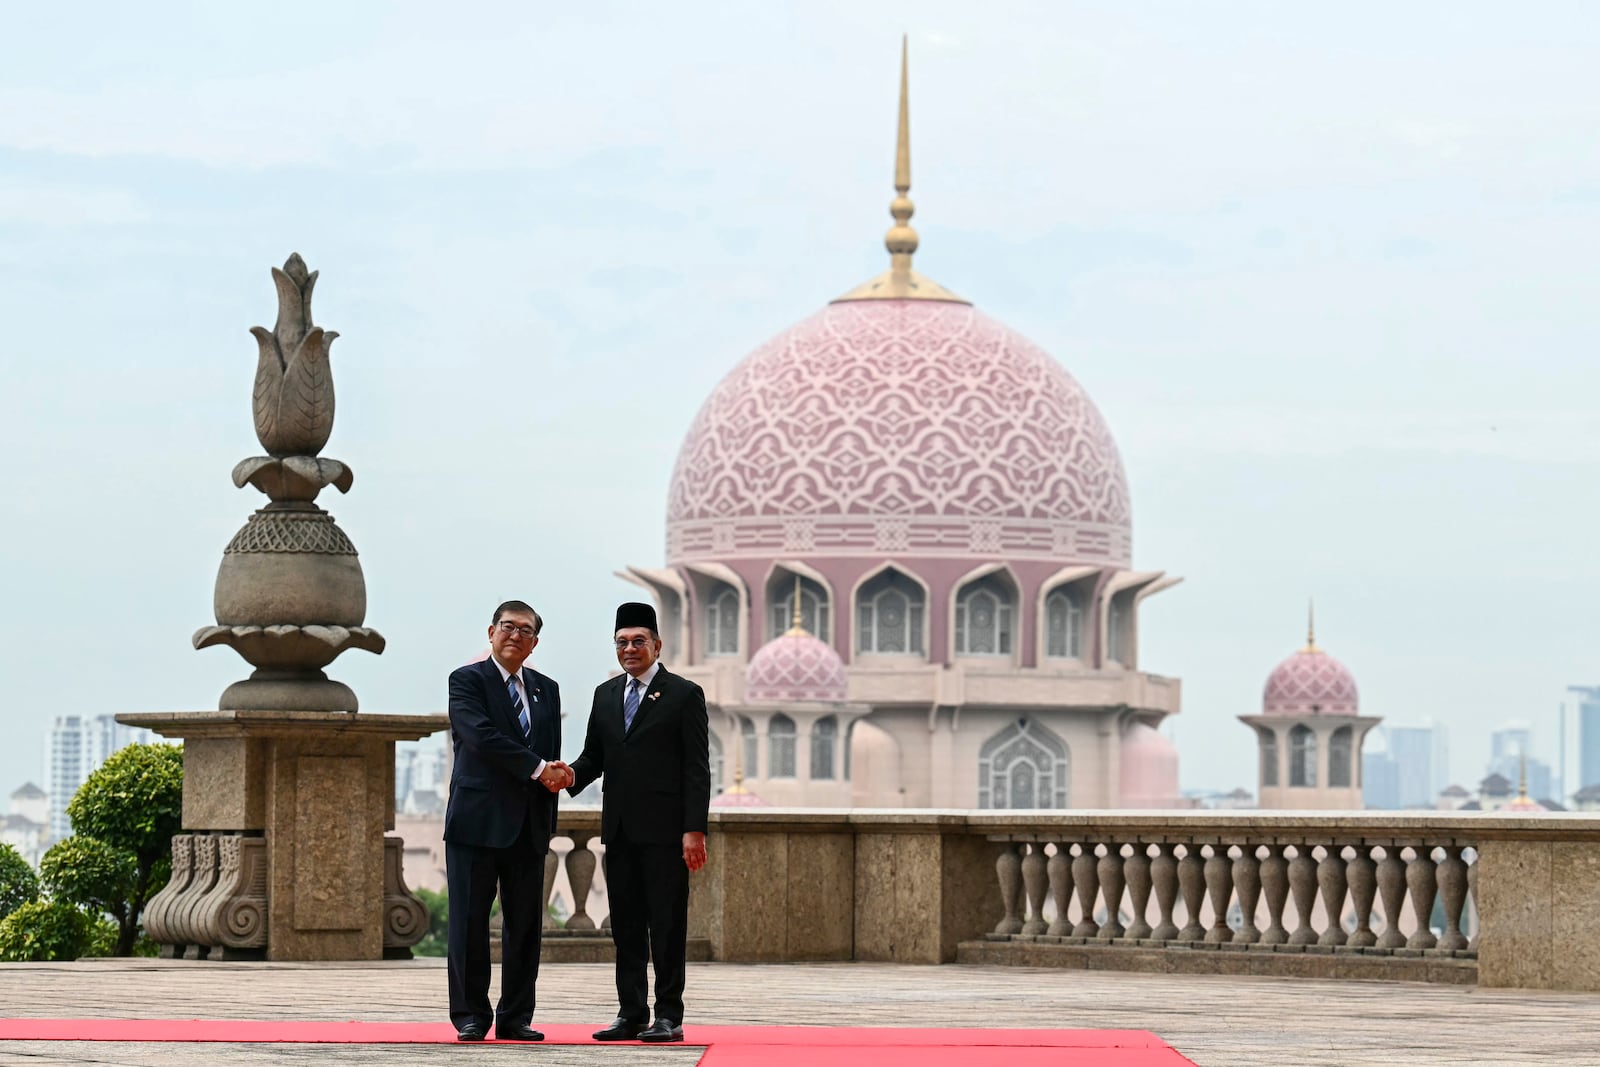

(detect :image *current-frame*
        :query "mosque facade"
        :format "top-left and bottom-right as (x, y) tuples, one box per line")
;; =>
(619, 46), (1183, 810)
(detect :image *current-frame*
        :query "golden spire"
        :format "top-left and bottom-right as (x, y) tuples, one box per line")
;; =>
(1304, 599), (1318, 652)
(1518, 750), (1529, 800)
(833, 36), (968, 305)
(787, 573), (807, 636)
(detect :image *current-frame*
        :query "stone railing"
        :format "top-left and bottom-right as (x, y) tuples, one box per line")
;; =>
(543, 807), (1600, 991)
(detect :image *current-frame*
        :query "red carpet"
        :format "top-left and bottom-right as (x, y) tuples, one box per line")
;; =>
(0, 1019), (1195, 1064)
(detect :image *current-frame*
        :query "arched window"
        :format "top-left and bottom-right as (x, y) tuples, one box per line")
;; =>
(978, 718), (1070, 809)
(769, 577), (829, 641)
(706, 586), (739, 657)
(1329, 726), (1353, 788)
(1107, 598), (1130, 665)
(1289, 725), (1317, 787)
(1259, 728), (1279, 787)
(856, 570), (925, 655)
(708, 729), (725, 791)
(768, 714), (796, 778)
(810, 716), (837, 780)
(740, 716), (757, 779)
(1045, 587), (1084, 660)
(955, 576), (1014, 656)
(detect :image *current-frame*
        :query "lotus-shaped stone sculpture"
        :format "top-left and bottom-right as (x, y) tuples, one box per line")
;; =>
(251, 252), (336, 457)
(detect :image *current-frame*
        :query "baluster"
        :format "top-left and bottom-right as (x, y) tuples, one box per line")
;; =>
(1046, 842), (1074, 936)
(1466, 850), (1479, 952)
(564, 831), (598, 932)
(1125, 843), (1154, 940)
(1097, 843), (1127, 940)
(1259, 843), (1289, 945)
(1346, 844), (1377, 948)
(542, 844), (560, 930)
(1436, 845), (1469, 951)
(1071, 843), (1102, 938)
(1316, 844), (1349, 946)
(993, 841), (1023, 936)
(1204, 845), (1234, 943)
(1375, 846), (1407, 949)
(1150, 842), (1180, 941)
(1287, 844), (1318, 946)
(1176, 844), (1206, 942)
(1232, 844), (1262, 944)
(599, 847), (611, 933)
(1405, 846), (1439, 950)
(1021, 843), (1049, 936)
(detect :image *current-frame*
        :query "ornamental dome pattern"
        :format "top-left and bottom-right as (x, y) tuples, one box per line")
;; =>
(744, 631), (848, 703)
(1261, 649), (1359, 716)
(665, 299), (1132, 567)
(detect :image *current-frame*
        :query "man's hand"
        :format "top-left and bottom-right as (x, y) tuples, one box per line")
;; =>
(682, 831), (707, 872)
(537, 761), (574, 792)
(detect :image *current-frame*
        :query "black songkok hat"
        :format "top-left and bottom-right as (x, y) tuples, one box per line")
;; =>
(615, 602), (658, 633)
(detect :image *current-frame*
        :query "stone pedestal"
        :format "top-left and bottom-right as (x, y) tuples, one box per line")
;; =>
(119, 710), (446, 961)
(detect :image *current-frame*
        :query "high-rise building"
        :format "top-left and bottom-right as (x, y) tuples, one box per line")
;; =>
(44, 715), (157, 842)
(1379, 721), (1448, 809)
(1362, 748), (1400, 809)
(1569, 686), (1600, 793)
(1487, 720), (1552, 801)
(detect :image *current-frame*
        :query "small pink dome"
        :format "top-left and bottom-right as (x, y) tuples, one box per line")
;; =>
(1262, 648), (1359, 715)
(710, 785), (770, 808)
(1501, 795), (1546, 813)
(1119, 722), (1181, 808)
(745, 631), (848, 703)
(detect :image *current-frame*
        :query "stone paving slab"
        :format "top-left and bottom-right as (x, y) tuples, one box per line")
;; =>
(1, 958), (1597, 1066)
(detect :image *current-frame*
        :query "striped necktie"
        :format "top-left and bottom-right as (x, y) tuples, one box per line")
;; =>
(623, 678), (642, 731)
(509, 674), (530, 737)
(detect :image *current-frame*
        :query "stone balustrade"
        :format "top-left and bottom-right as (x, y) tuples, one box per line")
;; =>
(543, 807), (1600, 991)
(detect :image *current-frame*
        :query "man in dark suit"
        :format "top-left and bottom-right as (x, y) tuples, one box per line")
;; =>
(569, 602), (711, 1044)
(444, 600), (570, 1043)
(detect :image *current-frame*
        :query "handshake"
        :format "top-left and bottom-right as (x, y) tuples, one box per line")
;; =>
(537, 760), (574, 793)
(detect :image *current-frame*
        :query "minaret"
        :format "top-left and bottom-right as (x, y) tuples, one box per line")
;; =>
(834, 37), (968, 304)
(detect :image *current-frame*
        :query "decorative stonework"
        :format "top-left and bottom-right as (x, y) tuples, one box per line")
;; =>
(1262, 649), (1360, 716)
(745, 632), (849, 703)
(381, 836), (428, 958)
(224, 511), (358, 556)
(666, 300), (1132, 566)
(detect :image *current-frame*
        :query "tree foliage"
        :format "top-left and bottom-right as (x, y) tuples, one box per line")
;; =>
(64, 743), (183, 955)
(0, 899), (107, 962)
(413, 887), (448, 957)
(0, 843), (39, 923)
(41, 837), (136, 930)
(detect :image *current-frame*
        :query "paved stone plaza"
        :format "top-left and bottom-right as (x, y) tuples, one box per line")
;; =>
(1, 959), (1596, 1066)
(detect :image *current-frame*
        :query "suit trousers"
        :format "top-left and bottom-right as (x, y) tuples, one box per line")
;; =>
(606, 835), (690, 1024)
(445, 819), (547, 1031)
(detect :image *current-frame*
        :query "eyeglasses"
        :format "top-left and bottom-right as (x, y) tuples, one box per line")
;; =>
(497, 622), (537, 639)
(614, 637), (653, 650)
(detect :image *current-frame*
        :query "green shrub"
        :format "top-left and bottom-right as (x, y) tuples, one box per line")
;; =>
(0, 899), (102, 962)
(413, 887), (448, 957)
(65, 743), (183, 955)
(40, 837), (137, 950)
(0, 844), (39, 923)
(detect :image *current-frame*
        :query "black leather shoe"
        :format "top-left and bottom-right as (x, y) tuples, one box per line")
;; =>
(495, 1024), (544, 1041)
(640, 1018), (684, 1043)
(593, 1016), (648, 1041)
(456, 1023), (487, 1042)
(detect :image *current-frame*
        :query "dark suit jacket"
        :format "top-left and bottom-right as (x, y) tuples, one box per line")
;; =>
(444, 658), (562, 850)
(568, 665), (711, 846)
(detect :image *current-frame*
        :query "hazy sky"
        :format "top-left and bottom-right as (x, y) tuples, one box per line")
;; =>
(4, 2), (1599, 804)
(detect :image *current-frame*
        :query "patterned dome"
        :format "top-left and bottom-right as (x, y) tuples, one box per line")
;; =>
(744, 630), (848, 703)
(666, 299), (1131, 567)
(1262, 648), (1359, 716)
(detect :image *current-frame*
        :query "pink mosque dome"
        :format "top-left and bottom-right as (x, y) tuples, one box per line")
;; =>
(1119, 722), (1181, 808)
(1261, 622), (1359, 716)
(744, 628), (848, 703)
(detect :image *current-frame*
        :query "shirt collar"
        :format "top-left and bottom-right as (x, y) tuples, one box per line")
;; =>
(489, 656), (521, 685)
(627, 661), (661, 689)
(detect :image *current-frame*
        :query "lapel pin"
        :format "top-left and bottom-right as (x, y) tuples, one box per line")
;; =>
(647, 692), (660, 702)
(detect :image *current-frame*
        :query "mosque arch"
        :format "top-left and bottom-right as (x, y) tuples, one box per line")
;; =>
(768, 713), (797, 778)
(765, 566), (832, 642)
(952, 566), (1020, 660)
(705, 584), (740, 657)
(852, 564), (928, 658)
(978, 718), (1070, 809)
(1289, 724), (1318, 787)
(1328, 725), (1353, 788)
(810, 715), (838, 780)
(1258, 727), (1279, 787)
(708, 728), (725, 791)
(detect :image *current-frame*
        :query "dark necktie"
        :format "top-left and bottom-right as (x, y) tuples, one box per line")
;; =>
(509, 674), (530, 738)
(623, 678), (642, 732)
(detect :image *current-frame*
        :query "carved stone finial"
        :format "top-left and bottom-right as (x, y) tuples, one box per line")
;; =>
(249, 253), (339, 459)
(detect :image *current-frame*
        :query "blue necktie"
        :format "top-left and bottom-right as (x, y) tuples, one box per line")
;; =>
(623, 678), (642, 732)
(509, 675), (530, 738)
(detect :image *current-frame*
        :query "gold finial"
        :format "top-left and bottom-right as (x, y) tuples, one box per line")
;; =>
(787, 573), (807, 635)
(1305, 599), (1318, 652)
(833, 36), (968, 305)
(1519, 750), (1529, 800)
